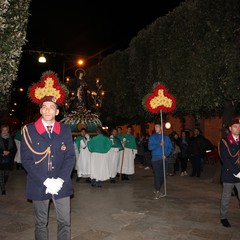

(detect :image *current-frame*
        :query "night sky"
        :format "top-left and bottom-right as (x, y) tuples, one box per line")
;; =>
(17, 1), (184, 82)
(25, 1), (184, 57)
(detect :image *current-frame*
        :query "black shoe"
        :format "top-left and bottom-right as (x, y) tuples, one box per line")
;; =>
(221, 219), (231, 227)
(110, 179), (116, 183)
(123, 175), (129, 180)
(2, 190), (6, 195)
(85, 178), (91, 183)
(76, 177), (81, 182)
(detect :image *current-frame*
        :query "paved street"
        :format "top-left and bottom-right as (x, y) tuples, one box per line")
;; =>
(0, 162), (240, 240)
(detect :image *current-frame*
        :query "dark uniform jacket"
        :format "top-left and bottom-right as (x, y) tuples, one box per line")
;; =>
(21, 117), (75, 201)
(219, 133), (240, 183)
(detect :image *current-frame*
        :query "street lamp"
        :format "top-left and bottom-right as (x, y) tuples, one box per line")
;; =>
(77, 59), (84, 66)
(38, 54), (46, 63)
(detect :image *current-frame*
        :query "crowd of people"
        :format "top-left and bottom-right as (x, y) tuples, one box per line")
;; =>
(135, 126), (213, 178)
(1, 121), (215, 195)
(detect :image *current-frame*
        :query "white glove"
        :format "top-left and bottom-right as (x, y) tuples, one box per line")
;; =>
(114, 148), (119, 152)
(85, 134), (90, 140)
(44, 178), (59, 195)
(43, 178), (54, 188)
(45, 186), (59, 195)
(233, 172), (240, 179)
(55, 177), (64, 189)
(43, 178), (64, 195)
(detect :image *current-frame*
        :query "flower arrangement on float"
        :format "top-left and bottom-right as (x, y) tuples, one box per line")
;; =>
(60, 106), (102, 132)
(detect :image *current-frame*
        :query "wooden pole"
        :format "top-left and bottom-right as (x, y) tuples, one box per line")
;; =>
(160, 110), (167, 197)
(119, 141), (125, 181)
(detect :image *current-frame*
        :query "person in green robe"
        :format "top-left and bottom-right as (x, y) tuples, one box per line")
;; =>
(108, 128), (123, 183)
(87, 128), (112, 187)
(117, 125), (137, 180)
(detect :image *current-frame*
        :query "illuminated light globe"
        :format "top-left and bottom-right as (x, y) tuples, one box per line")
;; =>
(165, 122), (171, 129)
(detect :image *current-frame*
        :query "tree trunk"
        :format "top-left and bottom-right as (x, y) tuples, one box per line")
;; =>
(139, 117), (146, 136)
(221, 100), (236, 138)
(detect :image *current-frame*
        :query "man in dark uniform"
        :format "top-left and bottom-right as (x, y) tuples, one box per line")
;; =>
(21, 72), (76, 239)
(219, 118), (240, 227)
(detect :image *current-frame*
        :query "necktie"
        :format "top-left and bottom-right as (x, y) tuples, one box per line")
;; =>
(47, 125), (52, 139)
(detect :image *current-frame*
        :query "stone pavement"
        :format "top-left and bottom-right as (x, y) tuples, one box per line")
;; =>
(1, 162), (240, 240)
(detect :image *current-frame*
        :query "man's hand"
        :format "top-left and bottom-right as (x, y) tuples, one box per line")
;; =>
(43, 178), (64, 195)
(233, 172), (240, 179)
(3, 150), (10, 156)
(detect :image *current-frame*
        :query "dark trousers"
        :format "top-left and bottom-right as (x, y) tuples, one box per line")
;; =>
(151, 159), (166, 191)
(0, 170), (9, 192)
(33, 197), (71, 240)
(191, 155), (201, 177)
(180, 157), (188, 172)
(220, 182), (240, 219)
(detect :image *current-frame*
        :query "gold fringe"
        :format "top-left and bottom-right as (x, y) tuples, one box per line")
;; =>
(22, 125), (51, 170)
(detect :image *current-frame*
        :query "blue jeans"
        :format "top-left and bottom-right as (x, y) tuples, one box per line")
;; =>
(151, 158), (166, 191)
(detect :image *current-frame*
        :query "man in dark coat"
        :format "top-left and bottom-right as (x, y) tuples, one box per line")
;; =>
(188, 128), (207, 177)
(0, 124), (17, 195)
(21, 96), (76, 239)
(219, 118), (240, 228)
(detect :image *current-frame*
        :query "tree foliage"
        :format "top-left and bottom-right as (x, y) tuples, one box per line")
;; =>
(0, 0), (30, 119)
(129, 0), (240, 118)
(85, 0), (240, 127)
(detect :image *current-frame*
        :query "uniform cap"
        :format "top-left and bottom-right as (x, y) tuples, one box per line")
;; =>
(229, 118), (240, 126)
(40, 96), (57, 107)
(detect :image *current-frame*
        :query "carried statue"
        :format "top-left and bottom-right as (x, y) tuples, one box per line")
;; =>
(61, 68), (102, 134)
(67, 68), (91, 112)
